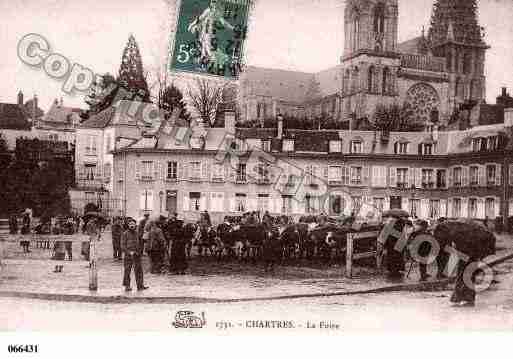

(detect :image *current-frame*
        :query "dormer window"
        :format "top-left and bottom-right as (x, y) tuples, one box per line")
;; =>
(472, 138), (481, 152)
(262, 139), (271, 152)
(283, 139), (294, 152)
(350, 140), (363, 154)
(329, 140), (342, 153)
(419, 143), (434, 155)
(488, 136), (498, 151)
(394, 142), (408, 154)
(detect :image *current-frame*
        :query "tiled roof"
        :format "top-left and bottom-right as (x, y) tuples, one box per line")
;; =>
(42, 102), (82, 125)
(79, 107), (117, 128)
(286, 129), (339, 152)
(0, 103), (31, 130)
(236, 128), (276, 139)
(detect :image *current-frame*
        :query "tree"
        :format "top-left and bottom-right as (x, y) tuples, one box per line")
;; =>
(118, 34), (150, 102)
(84, 73), (119, 115)
(372, 103), (424, 132)
(187, 78), (226, 126)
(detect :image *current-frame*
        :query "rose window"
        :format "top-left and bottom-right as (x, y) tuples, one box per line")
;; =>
(406, 83), (440, 123)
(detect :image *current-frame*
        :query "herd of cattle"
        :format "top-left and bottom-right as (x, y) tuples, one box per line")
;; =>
(183, 219), (379, 264)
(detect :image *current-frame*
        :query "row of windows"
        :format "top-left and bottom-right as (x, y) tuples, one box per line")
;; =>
(472, 136), (499, 152)
(450, 164), (501, 187)
(136, 189), (501, 221)
(123, 160), (504, 192)
(450, 197), (498, 219)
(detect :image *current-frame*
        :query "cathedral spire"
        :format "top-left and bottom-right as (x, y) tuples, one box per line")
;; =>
(428, 0), (484, 46)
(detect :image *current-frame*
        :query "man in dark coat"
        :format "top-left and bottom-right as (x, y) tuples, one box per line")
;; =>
(121, 218), (148, 291)
(409, 220), (432, 282)
(433, 217), (450, 279)
(9, 213), (18, 234)
(111, 217), (123, 260)
(169, 220), (188, 274)
(378, 216), (408, 280)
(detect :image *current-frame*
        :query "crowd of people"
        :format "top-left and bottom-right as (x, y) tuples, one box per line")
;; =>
(6, 207), (496, 306)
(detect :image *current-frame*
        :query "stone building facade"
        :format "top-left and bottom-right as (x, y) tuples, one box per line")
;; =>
(111, 111), (513, 224)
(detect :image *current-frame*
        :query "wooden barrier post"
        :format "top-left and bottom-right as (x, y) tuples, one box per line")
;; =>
(346, 233), (354, 278)
(89, 238), (98, 291)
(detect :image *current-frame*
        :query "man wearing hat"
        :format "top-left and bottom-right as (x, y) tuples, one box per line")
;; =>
(409, 219), (432, 282)
(121, 218), (149, 291)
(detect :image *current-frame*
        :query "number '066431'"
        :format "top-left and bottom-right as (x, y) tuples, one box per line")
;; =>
(8, 345), (38, 353)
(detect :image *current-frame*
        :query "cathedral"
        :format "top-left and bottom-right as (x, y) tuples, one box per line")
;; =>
(239, 0), (492, 130)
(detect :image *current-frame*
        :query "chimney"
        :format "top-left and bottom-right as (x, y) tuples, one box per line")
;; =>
(277, 114), (283, 139)
(504, 108), (513, 128)
(224, 110), (236, 134)
(17, 91), (24, 106)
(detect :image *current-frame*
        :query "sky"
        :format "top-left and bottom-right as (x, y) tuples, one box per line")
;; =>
(1, 0), (513, 111)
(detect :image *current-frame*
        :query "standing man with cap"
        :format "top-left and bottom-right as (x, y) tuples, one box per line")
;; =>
(121, 218), (149, 292)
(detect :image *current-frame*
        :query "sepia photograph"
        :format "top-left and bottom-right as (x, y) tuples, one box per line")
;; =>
(1, 0), (513, 354)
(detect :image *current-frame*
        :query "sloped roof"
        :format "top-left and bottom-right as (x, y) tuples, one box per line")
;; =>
(80, 107), (117, 128)
(312, 65), (342, 100)
(0, 103), (31, 130)
(42, 102), (82, 124)
(397, 37), (422, 54)
(241, 66), (313, 104)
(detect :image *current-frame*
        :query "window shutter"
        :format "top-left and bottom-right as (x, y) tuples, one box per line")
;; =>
(363, 166), (370, 185)
(461, 198), (468, 218)
(448, 198), (453, 217)
(200, 193), (207, 211)
(389, 167), (397, 187)
(447, 166), (453, 188)
(420, 199), (429, 219)
(440, 200), (447, 218)
(275, 197), (283, 214)
(384, 196), (390, 211)
(462, 166), (469, 187)
(139, 191), (146, 211)
(496, 164), (502, 186)
(477, 198), (485, 219)
(183, 195), (190, 211)
(509, 165), (513, 186)
(405, 168), (411, 188)
(135, 161), (141, 180)
(478, 165), (485, 186)
(415, 168), (422, 188)
(147, 190), (154, 211)
(202, 161), (211, 182)
(160, 162), (165, 181)
(152, 162), (158, 180)
(297, 197), (305, 214)
(402, 197), (409, 213)
(495, 197), (501, 218)
(371, 166), (378, 187)
(323, 166), (329, 179)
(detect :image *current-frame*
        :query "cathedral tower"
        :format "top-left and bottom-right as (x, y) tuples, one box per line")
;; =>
(341, 0), (400, 123)
(428, 0), (489, 108)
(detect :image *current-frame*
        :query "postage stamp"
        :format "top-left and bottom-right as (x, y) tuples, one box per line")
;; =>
(170, 0), (252, 79)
